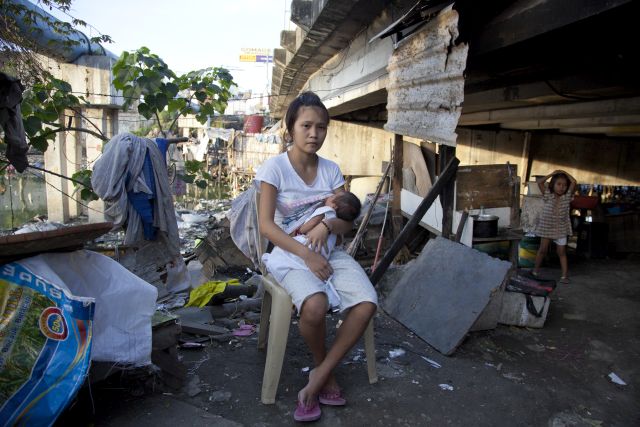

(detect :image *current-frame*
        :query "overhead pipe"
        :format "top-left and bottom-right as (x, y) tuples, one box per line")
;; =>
(4, 0), (117, 63)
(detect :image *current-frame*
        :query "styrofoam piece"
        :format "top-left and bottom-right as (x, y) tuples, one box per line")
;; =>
(498, 291), (550, 328)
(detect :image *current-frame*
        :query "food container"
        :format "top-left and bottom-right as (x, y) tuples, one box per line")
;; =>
(471, 213), (499, 238)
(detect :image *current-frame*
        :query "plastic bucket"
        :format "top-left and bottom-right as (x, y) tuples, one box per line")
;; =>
(243, 115), (264, 133)
(519, 236), (540, 267)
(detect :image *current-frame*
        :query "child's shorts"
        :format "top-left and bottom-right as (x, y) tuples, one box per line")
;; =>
(554, 236), (567, 246)
(280, 248), (378, 314)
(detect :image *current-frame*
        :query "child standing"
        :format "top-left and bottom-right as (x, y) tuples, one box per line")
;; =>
(533, 170), (577, 283)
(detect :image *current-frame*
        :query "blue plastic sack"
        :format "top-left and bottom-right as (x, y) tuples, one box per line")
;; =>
(0, 262), (94, 426)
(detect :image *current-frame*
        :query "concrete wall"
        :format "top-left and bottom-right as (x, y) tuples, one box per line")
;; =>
(529, 134), (640, 186)
(318, 119), (391, 176)
(456, 128), (640, 186)
(38, 55), (124, 222)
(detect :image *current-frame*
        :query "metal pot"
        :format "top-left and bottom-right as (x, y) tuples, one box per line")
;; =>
(472, 214), (499, 238)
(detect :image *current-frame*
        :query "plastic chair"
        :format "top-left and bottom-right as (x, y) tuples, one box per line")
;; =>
(255, 191), (377, 405)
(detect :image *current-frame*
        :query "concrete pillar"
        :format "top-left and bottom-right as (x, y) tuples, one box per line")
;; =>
(44, 120), (70, 222)
(84, 108), (107, 223)
(64, 110), (83, 218)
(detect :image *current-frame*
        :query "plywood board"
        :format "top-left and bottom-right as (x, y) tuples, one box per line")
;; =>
(456, 164), (517, 210)
(383, 237), (511, 355)
(0, 222), (113, 263)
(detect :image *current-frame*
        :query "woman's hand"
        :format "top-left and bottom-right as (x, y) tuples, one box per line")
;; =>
(302, 248), (333, 281)
(305, 221), (330, 254)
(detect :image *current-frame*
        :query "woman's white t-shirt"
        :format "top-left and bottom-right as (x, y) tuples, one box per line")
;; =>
(255, 152), (345, 234)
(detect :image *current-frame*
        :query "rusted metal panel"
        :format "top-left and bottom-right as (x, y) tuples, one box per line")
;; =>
(385, 5), (468, 146)
(229, 134), (282, 174)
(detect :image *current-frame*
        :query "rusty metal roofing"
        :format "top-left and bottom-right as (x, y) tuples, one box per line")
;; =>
(384, 5), (468, 146)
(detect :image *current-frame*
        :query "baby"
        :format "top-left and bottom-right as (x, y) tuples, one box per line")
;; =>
(262, 191), (361, 309)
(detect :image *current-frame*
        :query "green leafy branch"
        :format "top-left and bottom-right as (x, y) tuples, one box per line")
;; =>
(112, 47), (236, 136)
(20, 75), (108, 153)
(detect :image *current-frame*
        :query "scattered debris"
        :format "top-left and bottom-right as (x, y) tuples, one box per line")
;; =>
(180, 342), (207, 349)
(420, 356), (442, 369)
(194, 219), (252, 277)
(502, 372), (525, 382)
(389, 348), (406, 359)
(184, 375), (202, 397)
(607, 372), (627, 386)
(232, 324), (256, 337)
(209, 390), (232, 403)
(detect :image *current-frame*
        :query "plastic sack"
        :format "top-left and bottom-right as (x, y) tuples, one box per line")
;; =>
(17, 250), (157, 365)
(0, 262), (94, 426)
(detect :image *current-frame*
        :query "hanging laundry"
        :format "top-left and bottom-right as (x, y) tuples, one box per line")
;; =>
(0, 72), (28, 172)
(91, 132), (179, 246)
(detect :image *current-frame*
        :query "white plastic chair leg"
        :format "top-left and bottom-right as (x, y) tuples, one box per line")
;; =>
(260, 286), (292, 404)
(257, 291), (271, 351)
(364, 319), (377, 384)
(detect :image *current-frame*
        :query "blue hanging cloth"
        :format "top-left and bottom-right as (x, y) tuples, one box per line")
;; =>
(126, 138), (171, 240)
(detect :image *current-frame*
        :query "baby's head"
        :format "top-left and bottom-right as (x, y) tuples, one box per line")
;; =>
(325, 192), (361, 222)
(550, 173), (569, 196)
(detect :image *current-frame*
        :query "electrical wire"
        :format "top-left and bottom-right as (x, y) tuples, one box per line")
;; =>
(39, 172), (104, 215)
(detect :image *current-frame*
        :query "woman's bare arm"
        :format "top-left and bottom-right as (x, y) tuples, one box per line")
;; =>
(537, 172), (556, 194)
(297, 215), (323, 235)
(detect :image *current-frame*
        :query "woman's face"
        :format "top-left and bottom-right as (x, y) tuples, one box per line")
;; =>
(290, 106), (328, 154)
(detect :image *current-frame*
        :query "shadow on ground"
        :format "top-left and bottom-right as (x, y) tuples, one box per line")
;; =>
(58, 254), (639, 426)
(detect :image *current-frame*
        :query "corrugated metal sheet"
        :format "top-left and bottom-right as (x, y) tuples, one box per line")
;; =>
(384, 5), (468, 146)
(229, 134), (282, 173)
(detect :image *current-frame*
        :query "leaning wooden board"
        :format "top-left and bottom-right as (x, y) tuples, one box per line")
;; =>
(0, 222), (113, 263)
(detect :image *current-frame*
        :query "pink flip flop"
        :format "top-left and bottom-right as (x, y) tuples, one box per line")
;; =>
(294, 399), (321, 422)
(318, 389), (346, 406)
(232, 324), (256, 337)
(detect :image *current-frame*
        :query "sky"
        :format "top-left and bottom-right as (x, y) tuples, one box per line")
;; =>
(42, 0), (292, 93)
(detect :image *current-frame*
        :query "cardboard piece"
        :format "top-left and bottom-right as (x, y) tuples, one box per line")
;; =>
(383, 237), (510, 355)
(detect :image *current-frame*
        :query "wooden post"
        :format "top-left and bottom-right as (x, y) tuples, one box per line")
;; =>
(439, 145), (456, 239)
(454, 210), (469, 243)
(392, 134), (404, 240)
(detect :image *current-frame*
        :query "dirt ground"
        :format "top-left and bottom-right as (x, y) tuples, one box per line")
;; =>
(58, 252), (639, 426)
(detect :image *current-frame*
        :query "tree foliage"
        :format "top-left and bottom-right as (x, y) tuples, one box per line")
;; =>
(1, 2), (236, 200)
(0, 0), (112, 83)
(112, 47), (236, 134)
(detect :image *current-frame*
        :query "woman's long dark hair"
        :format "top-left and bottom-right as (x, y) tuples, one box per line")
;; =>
(284, 92), (330, 138)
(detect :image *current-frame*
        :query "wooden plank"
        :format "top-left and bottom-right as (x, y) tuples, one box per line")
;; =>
(0, 222), (113, 261)
(454, 211), (469, 243)
(392, 134), (404, 240)
(456, 164), (517, 210)
(440, 145), (456, 238)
